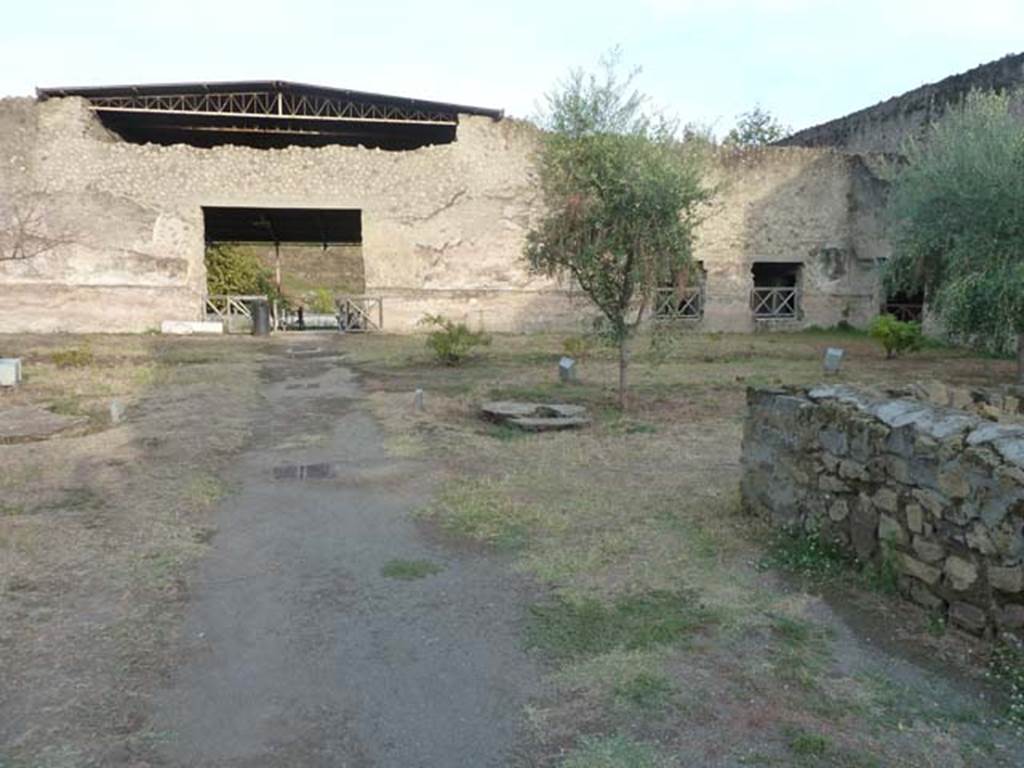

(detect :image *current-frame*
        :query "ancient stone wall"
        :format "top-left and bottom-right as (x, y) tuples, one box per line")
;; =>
(780, 53), (1024, 154)
(742, 385), (1024, 638)
(0, 95), (886, 334)
(693, 148), (887, 332)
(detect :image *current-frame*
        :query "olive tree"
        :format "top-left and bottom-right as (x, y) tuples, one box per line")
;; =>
(525, 53), (709, 408)
(883, 89), (1024, 379)
(723, 105), (789, 148)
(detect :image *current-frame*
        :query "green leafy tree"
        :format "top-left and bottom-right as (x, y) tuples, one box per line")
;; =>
(204, 245), (279, 298)
(723, 105), (789, 148)
(883, 89), (1024, 379)
(525, 51), (709, 408)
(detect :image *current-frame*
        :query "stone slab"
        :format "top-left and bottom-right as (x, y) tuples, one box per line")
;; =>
(481, 401), (589, 431)
(161, 320), (224, 335)
(0, 358), (22, 387)
(0, 405), (87, 442)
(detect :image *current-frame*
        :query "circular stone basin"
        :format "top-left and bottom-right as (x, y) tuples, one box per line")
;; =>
(480, 401), (590, 431)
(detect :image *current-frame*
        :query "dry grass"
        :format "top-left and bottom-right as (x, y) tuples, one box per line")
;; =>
(351, 329), (1022, 768)
(0, 334), (268, 766)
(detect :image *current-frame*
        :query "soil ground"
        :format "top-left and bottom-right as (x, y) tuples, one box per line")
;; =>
(1, 328), (1022, 767)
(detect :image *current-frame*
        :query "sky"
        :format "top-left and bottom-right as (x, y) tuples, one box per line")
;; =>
(1, 0), (1021, 135)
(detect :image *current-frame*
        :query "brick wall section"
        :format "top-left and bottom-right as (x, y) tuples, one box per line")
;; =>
(742, 385), (1024, 638)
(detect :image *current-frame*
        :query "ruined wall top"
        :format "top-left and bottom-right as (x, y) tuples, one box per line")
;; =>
(779, 52), (1024, 154)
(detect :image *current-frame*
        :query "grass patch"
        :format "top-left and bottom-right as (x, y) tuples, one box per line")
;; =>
(380, 558), (445, 581)
(561, 734), (674, 768)
(612, 670), (675, 711)
(760, 528), (849, 581)
(785, 726), (831, 758)
(990, 642), (1024, 733)
(182, 473), (229, 512)
(423, 479), (541, 550)
(525, 590), (714, 660)
(51, 346), (95, 368)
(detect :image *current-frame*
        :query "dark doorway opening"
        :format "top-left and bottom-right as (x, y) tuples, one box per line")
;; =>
(751, 262), (801, 319)
(202, 207), (366, 330)
(884, 290), (925, 323)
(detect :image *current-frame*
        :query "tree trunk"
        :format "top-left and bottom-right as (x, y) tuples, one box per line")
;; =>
(1017, 332), (1024, 385)
(618, 335), (629, 411)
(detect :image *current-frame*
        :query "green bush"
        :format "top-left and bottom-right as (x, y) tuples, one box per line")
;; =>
(562, 335), (593, 362)
(204, 244), (279, 299)
(869, 314), (923, 358)
(419, 314), (491, 366)
(309, 287), (335, 314)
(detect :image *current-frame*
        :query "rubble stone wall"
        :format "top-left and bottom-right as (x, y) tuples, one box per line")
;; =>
(742, 385), (1024, 638)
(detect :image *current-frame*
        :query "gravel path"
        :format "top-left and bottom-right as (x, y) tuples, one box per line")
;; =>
(153, 346), (541, 767)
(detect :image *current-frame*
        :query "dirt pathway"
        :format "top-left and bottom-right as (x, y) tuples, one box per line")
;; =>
(152, 345), (542, 767)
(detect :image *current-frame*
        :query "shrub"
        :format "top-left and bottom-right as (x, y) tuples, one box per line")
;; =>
(562, 335), (593, 362)
(309, 287), (335, 314)
(204, 244), (279, 299)
(869, 314), (923, 358)
(419, 314), (491, 366)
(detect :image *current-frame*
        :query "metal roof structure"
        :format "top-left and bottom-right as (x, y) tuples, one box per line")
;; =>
(36, 80), (504, 150)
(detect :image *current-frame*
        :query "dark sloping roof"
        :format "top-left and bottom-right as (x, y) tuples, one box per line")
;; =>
(35, 80), (503, 149)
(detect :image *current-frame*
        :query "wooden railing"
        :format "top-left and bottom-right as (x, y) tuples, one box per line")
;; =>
(654, 287), (704, 320)
(337, 296), (383, 332)
(205, 294), (267, 320)
(884, 303), (924, 323)
(751, 287), (800, 319)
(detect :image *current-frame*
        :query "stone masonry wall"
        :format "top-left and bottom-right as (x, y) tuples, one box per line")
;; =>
(0, 95), (887, 334)
(742, 385), (1024, 638)
(780, 52), (1024, 154)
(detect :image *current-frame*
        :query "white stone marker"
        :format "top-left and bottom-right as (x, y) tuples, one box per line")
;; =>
(160, 320), (224, 335)
(0, 358), (22, 387)
(559, 356), (577, 383)
(823, 347), (845, 375)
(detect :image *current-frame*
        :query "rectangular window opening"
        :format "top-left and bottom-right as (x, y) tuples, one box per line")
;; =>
(751, 262), (801, 319)
(655, 261), (706, 320)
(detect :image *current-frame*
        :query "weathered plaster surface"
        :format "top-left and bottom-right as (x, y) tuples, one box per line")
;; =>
(0, 96), (887, 333)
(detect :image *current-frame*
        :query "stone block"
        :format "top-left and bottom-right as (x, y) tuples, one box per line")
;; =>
(996, 604), (1024, 630)
(964, 524), (996, 555)
(873, 487), (899, 514)
(819, 475), (851, 494)
(949, 601), (988, 635)
(995, 464), (1024, 490)
(944, 556), (979, 591)
(885, 456), (912, 484)
(819, 427), (848, 456)
(937, 465), (971, 499)
(0, 358), (22, 387)
(905, 504), (924, 534)
(850, 500), (879, 559)
(839, 459), (869, 481)
(161, 320), (224, 335)
(909, 581), (945, 611)
(989, 565), (1024, 594)
(878, 514), (908, 546)
(967, 422), (1024, 446)
(828, 498), (849, 522)
(993, 437), (1024, 468)
(912, 535), (946, 563)
(911, 488), (948, 517)
(899, 554), (942, 585)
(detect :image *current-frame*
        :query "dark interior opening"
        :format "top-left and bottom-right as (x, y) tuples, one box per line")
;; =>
(884, 290), (925, 323)
(752, 261), (801, 287)
(203, 207), (362, 245)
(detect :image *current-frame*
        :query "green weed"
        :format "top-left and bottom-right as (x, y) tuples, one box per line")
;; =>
(51, 346), (94, 368)
(525, 590), (714, 660)
(561, 734), (674, 768)
(760, 528), (849, 581)
(612, 671), (675, 711)
(380, 558), (444, 581)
